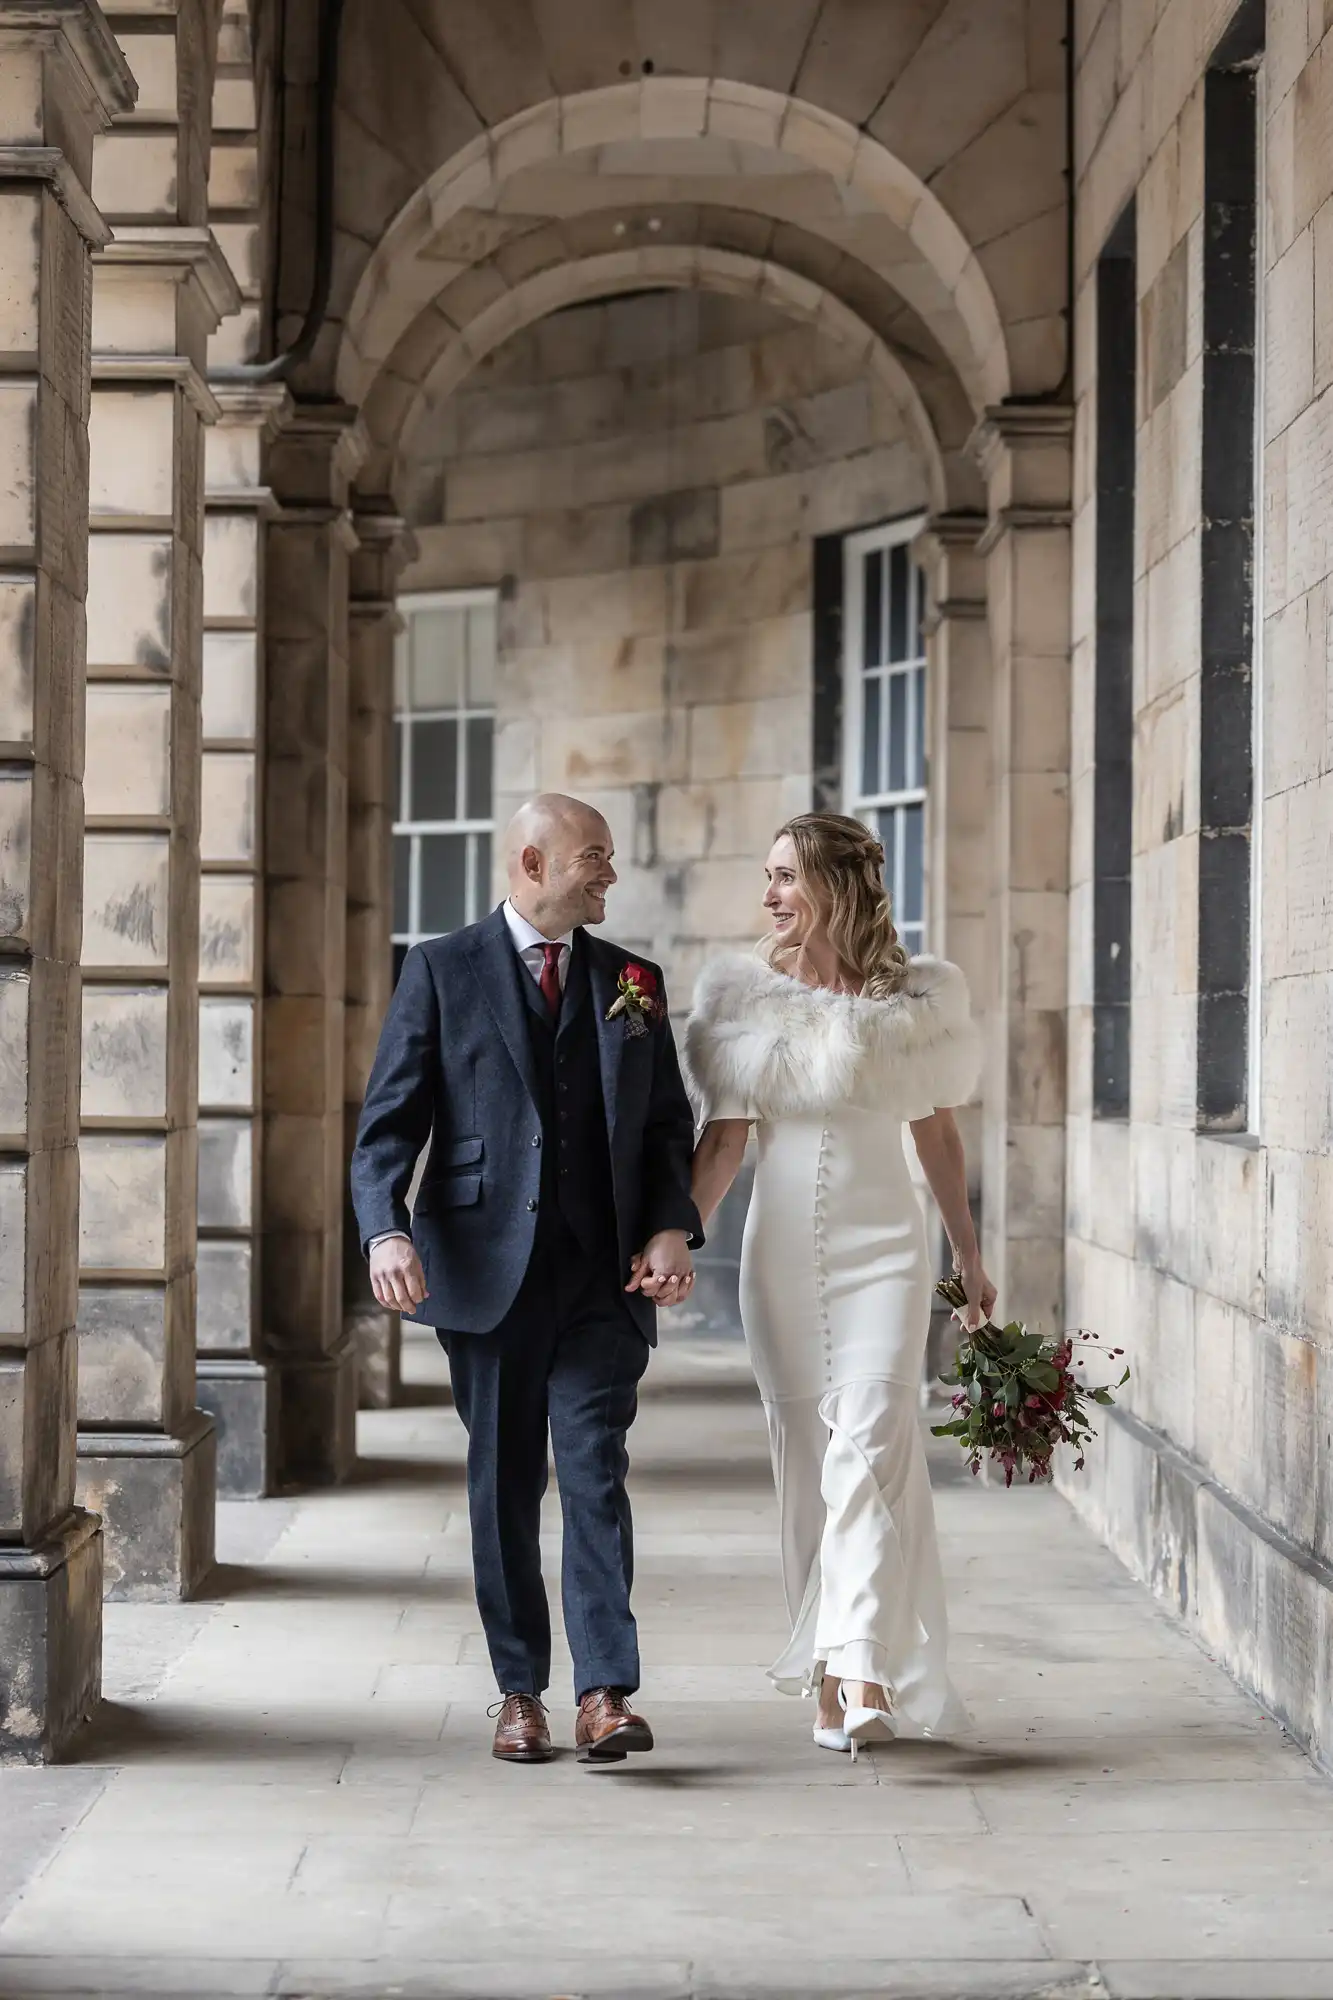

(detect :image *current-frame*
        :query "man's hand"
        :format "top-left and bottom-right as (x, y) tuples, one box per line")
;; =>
(626, 1230), (695, 1308)
(370, 1235), (428, 1314)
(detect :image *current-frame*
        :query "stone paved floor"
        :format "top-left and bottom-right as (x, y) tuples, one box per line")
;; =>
(4, 1334), (1333, 2000)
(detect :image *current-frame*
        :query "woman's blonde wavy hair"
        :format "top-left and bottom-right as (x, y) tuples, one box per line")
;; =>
(763, 812), (911, 999)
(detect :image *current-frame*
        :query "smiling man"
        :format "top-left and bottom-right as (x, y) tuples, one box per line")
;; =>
(350, 793), (702, 1767)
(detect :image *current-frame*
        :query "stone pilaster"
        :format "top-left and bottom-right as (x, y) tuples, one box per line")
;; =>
(208, 0), (263, 372)
(0, 1), (135, 1761)
(193, 382), (289, 1495)
(76, 4), (240, 1586)
(264, 404), (367, 1486)
(969, 405), (1074, 1335)
(345, 506), (415, 1410)
(915, 511), (990, 1037)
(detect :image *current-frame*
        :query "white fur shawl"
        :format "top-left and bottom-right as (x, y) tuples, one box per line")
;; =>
(684, 953), (981, 1123)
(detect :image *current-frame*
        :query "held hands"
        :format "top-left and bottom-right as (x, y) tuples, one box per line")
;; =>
(626, 1230), (695, 1309)
(369, 1235), (429, 1314)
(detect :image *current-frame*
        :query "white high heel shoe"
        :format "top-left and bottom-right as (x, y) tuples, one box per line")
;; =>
(838, 1681), (897, 1761)
(809, 1673), (851, 1753)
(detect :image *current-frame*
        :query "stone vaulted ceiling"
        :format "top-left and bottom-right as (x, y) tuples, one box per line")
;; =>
(321, 0), (1066, 502)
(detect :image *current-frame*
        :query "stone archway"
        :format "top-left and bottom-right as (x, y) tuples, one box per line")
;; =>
(372, 243), (953, 517)
(336, 78), (1015, 424)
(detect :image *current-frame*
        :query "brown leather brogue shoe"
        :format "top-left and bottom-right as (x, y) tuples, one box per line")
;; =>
(490, 1692), (553, 1764)
(575, 1687), (654, 1764)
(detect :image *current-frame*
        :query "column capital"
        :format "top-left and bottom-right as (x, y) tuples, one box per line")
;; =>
(350, 502), (418, 604)
(212, 380), (293, 436)
(920, 508), (989, 551)
(0, 4), (137, 253)
(270, 401), (370, 513)
(92, 351), (220, 421)
(967, 401), (1073, 546)
(95, 226), (243, 335)
(0, 4), (137, 135)
(915, 511), (988, 631)
(205, 381), (292, 512)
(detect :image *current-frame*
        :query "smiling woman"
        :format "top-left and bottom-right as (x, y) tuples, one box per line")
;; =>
(685, 831), (988, 1752)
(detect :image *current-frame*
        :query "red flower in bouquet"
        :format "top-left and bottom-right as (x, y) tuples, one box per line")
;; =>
(605, 961), (659, 1038)
(931, 1276), (1129, 1487)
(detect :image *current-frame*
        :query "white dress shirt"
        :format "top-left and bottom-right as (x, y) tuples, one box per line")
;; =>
(369, 905), (573, 1252)
(501, 898), (573, 994)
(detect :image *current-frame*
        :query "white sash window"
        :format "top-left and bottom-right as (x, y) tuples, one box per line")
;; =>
(393, 590), (497, 976)
(843, 520), (928, 957)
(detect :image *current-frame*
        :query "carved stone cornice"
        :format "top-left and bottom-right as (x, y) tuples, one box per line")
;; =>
(1, 3), (137, 133)
(350, 503), (418, 602)
(0, 146), (108, 247)
(270, 402), (370, 513)
(95, 227), (243, 332)
(92, 353), (221, 424)
(915, 510), (988, 631)
(967, 404), (1074, 555)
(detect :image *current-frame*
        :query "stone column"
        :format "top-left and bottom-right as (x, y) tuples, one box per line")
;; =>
(0, 2), (134, 1761)
(77, 225), (238, 1597)
(916, 511), (990, 1053)
(76, 0), (240, 1598)
(969, 405), (1074, 1334)
(264, 403), (367, 1485)
(913, 512), (989, 1375)
(345, 507), (415, 1410)
(194, 384), (289, 1496)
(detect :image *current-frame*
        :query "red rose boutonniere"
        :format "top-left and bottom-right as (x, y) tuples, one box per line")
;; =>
(605, 961), (659, 1039)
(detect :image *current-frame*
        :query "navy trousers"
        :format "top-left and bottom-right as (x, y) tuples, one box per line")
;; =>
(440, 1222), (649, 1702)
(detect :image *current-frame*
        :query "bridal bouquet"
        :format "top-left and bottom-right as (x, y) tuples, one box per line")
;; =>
(930, 1277), (1129, 1487)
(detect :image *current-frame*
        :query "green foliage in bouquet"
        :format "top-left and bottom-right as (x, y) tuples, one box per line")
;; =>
(931, 1277), (1129, 1488)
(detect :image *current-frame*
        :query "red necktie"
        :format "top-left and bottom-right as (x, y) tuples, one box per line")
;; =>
(538, 942), (563, 1021)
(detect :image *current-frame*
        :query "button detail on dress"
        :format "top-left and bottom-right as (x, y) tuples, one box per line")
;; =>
(526, 1199), (538, 1212)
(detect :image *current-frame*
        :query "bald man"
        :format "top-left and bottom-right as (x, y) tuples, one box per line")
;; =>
(351, 795), (702, 1767)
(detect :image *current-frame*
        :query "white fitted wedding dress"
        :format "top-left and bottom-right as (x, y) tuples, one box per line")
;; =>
(685, 953), (981, 1736)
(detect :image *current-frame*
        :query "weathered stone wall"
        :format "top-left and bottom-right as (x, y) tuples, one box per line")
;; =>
(400, 291), (929, 994)
(1068, 0), (1333, 1768)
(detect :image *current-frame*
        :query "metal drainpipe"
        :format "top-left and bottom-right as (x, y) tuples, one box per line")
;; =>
(211, 0), (347, 385)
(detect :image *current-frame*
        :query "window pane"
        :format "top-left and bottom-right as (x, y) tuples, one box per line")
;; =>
(392, 835), (410, 934)
(861, 676), (882, 797)
(393, 941), (409, 988)
(392, 718), (405, 820)
(888, 543), (910, 661)
(877, 807), (897, 903)
(411, 608), (463, 709)
(901, 800), (924, 925)
(419, 833), (468, 935)
(913, 563), (925, 659)
(888, 672), (908, 793)
(411, 718), (458, 821)
(911, 663), (925, 787)
(472, 832), (493, 920)
(467, 603), (497, 706)
(465, 716), (494, 821)
(862, 549), (883, 669)
(393, 631), (408, 710)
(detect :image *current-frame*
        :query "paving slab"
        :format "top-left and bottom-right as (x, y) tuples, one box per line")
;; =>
(0, 1331), (1331, 2000)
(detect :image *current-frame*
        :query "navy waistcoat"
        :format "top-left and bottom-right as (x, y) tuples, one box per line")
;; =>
(516, 932), (617, 1263)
